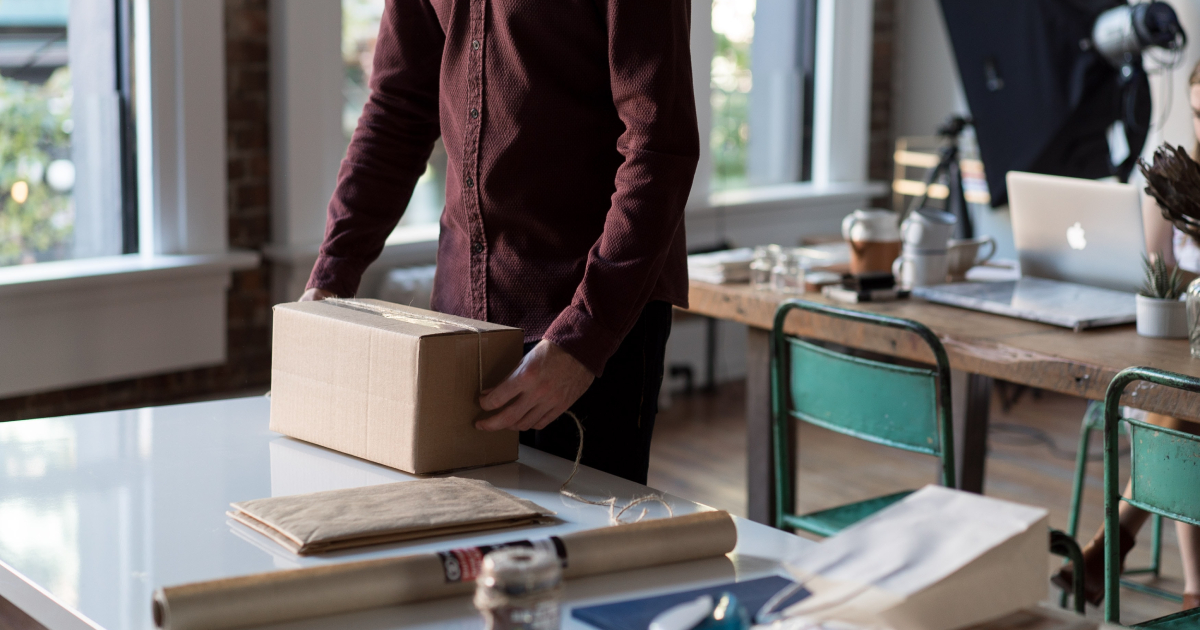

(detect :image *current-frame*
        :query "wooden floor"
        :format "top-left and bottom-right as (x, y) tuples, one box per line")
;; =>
(648, 381), (1186, 626)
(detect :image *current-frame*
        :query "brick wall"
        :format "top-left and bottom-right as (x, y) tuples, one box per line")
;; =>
(869, 0), (896, 207)
(0, 0), (273, 422)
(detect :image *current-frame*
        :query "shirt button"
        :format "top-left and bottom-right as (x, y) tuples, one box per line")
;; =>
(471, 241), (484, 255)
(469, 108), (479, 119)
(471, 40), (480, 50)
(465, 176), (475, 188)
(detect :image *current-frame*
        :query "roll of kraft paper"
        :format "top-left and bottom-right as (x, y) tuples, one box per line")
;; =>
(154, 510), (737, 630)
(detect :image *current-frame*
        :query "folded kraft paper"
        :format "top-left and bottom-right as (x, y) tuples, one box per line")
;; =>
(154, 510), (738, 630)
(228, 478), (555, 555)
(270, 299), (524, 474)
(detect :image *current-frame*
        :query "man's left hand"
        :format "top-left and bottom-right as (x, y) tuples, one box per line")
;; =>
(476, 340), (594, 432)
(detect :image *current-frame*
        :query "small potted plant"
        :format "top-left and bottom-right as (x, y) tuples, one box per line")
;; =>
(1137, 253), (1188, 338)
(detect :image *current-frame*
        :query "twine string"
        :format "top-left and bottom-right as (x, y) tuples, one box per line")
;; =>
(559, 411), (673, 525)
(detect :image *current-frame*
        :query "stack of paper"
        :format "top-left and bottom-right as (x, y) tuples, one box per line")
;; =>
(687, 248), (755, 284)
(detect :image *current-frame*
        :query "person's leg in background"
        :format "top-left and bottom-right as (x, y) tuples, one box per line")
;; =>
(1055, 412), (1200, 610)
(519, 301), (673, 485)
(1178, 521), (1200, 609)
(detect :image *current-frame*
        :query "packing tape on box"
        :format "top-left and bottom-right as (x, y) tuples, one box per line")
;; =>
(324, 298), (488, 392)
(324, 299), (671, 525)
(152, 510), (737, 630)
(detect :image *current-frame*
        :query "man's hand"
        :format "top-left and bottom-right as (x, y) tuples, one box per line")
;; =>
(477, 340), (594, 432)
(299, 288), (336, 301)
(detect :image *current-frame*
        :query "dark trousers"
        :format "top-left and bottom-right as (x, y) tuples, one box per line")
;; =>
(519, 301), (673, 485)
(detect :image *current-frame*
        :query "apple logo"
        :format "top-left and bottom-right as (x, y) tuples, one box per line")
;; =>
(1066, 222), (1087, 250)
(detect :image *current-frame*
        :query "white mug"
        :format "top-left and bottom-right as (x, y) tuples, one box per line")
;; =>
(900, 208), (958, 251)
(842, 208), (901, 243)
(892, 252), (950, 289)
(946, 236), (997, 281)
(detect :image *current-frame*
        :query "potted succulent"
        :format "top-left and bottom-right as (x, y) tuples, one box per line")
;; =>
(1137, 254), (1188, 338)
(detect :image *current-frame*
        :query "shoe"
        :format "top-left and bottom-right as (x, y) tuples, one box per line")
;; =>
(1051, 526), (1137, 606)
(1184, 593), (1200, 611)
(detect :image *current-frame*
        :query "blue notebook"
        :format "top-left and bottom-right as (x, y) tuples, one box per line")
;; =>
(570, 575), (807, 630)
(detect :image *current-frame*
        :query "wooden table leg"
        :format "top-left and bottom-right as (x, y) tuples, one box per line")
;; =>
(951, 370), (992, 493)
(747, 327), (774, 525)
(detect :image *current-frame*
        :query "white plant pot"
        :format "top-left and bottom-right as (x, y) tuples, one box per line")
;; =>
(1136, 294), (1188, 338)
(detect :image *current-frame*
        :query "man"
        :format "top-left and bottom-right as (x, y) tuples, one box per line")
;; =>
(301, 0), (698, 485)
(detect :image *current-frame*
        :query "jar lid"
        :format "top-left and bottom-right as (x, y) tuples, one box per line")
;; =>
(479, 547), (562, 596)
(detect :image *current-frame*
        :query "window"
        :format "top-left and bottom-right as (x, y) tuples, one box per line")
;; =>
(711, 0), (817, 191)
(342, 0), (446, 230)
(0, 0), (136, 268)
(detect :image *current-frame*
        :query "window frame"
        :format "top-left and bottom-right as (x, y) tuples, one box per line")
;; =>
(0, 0), (257, 399)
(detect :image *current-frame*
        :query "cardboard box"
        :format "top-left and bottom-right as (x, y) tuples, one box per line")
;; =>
(270, 299), (523, 474)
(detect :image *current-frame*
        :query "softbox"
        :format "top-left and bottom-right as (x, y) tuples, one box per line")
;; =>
(940, 0), (1150, 207)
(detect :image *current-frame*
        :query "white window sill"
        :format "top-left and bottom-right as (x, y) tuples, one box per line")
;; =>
(263, 181), (887, 300)
(0, 251), (260, 399)
(693, 180), (890, 218)
(0, 251), (260, 298)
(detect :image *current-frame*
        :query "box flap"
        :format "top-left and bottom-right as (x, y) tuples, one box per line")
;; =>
(274, 300), (518, 339)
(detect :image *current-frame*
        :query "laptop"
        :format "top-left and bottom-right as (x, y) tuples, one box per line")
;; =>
(913, 172), (1143, 330)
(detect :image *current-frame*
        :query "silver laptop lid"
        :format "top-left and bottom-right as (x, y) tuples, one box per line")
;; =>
(1006, 171), (1145, 293)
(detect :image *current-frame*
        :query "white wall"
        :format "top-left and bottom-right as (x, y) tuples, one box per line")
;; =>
(891, 0), (967, 139)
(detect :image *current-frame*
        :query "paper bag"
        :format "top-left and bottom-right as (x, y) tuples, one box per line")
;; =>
(780, 485), (1049, 630)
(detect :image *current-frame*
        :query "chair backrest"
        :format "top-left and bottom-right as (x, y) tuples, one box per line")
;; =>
(770, 300), (956, 492)
(1103, 367), (1200, 623)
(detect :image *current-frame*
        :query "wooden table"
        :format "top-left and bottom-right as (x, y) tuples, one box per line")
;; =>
(684, 280), (1200, 525)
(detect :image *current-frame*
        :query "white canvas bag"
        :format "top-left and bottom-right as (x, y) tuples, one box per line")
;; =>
(778, 485), (1049, 630)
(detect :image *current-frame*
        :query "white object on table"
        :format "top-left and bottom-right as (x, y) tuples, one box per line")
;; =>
(0, 396), (812, 630)
(687, 248), (755, 284)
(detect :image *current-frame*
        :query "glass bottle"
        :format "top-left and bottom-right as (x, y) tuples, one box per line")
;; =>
(1187, 277), (1200, 358)
(750, 245), (780, 291)
(771, 248), (806, 294)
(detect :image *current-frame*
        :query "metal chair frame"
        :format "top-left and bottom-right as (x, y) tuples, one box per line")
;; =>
(1065, 401), (1174, 605)
(769, 299), (1086, 613)
(770, 299), (956, 532)
(1103, 367), (1200, 627)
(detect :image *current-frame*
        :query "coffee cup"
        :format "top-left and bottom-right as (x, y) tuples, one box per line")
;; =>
(892, 251), (950, 289)
(946, 236), (997, 281)
(900, 208), (957, 251)
(842, 209), (902, 275)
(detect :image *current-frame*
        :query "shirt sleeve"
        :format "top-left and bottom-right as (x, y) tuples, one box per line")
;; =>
(542, 0), (699, 376)
(306, 1), (444, 298)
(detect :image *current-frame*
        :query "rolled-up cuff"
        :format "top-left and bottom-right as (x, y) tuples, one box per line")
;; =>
(305, 254), (370, 298)
(542, 304), (624, 377)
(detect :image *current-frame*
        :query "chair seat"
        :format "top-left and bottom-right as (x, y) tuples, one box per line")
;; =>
(1135, 607), (1200, 629)
(781, 490), (915, 537)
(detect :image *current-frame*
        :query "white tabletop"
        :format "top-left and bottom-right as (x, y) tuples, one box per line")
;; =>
(0, 395), (813, 630)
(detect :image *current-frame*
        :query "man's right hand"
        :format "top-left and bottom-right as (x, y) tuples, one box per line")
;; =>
(299, 288), (336, 302)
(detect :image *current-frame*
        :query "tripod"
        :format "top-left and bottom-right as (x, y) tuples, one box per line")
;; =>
(901, 116), (974, 239)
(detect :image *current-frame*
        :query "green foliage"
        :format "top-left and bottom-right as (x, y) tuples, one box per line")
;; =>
(0, 67), (73, 266)
(711, 32), (751, 191)
(1141, 253), (1184, 300)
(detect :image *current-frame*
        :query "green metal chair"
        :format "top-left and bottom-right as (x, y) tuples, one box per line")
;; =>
(1065, 401), (1173, 605)
(1103, 367), (1200, 628)
(769, 299), (956, 537)
(770, 299), (1087, 613)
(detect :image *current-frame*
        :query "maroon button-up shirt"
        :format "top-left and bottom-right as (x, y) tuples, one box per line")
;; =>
(307, 0), (699, 376)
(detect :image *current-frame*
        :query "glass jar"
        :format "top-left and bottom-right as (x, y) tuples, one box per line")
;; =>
(474, 547), (562, 630)
(771, 248), (806, 294)
(1187, 277), (1200, 358)
(750, 245), (780, 291)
